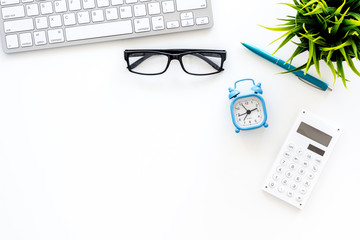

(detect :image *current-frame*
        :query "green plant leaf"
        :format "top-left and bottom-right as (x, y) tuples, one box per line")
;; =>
(305, 40), (314, 74)
(336, 56), (348, 88)
(325, 60), (338, 83)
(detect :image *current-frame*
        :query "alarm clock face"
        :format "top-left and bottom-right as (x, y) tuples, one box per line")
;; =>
(233, 96), (265, 128)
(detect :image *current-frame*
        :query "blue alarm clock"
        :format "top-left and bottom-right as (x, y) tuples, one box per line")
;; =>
(228, 79), (268, 133)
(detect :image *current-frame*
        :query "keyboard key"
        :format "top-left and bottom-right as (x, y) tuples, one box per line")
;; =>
(151, 16), (164, 30)
(148, 2), (160, 15)
(162, 1), (174, 13)
(1, 0), (20, 6)
(48, 28), (64, 43)
(5, 34), (18, 48)
(180, 12), (193, 20)
(2, 5), (25, 19)
(176, 0), (206, 11)
(196, 17), (209, 25)
(97, 0), (109, 7)
(34, 31), (47, 45)
(134, 17), (150, 32)
(65, 20), (132, 41)
(4, 18), (34, 32)
(119, 6), (132, 18)
(111, 0), (123, 5)
(63, 13), (76, 25)
(26, 4), (39, 16)
(40, 2), (53, 14)
(166, 20), (179, 29)
(69, 0), (81, 10)
(83, 0), (95, 9)
(54, 0), (67, 12)
(19, 32), (32, 47)
(77, 11), (90, 24)
(35, 16), (48, 29)
(91, 10), (104, 22)
(181, 19), (194, 27)
(105, 8), (118, 20)
(134, 4), (146, 17)
(49, 15), (62, 27)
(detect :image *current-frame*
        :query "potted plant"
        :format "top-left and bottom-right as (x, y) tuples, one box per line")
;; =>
(263, 0), (360, 88)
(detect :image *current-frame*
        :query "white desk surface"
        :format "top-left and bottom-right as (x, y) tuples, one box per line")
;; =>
(1, 1), (360, 239)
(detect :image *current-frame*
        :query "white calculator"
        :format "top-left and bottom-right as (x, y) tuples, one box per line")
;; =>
(263, 109), (342, 209)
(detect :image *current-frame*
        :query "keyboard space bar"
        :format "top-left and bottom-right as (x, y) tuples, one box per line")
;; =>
(66, 21), (133, 41)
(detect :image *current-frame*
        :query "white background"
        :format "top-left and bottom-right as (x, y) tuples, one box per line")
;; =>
(1, 0), (360, 239)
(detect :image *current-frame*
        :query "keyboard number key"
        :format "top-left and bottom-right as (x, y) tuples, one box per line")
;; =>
(5, 34), (19, 49)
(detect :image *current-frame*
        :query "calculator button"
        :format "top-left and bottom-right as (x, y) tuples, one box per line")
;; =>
(290, 183), (298, 190)
(296, 149), (304, 155)
(287, 143), (295, 151)
(273, 174), (280, 181)
(296, 196), (303, 202)
(287, 191), (294, 197)
(302, 161), (309, 167)
(315, 158), (322, 165)
(281, 178), (288, 185)
(280, 159), (288, 166)
(305, 153), (312, 160)
(276, 166), (284, 173)
(299, 188), (307, 195)
(294, 176), (302, 182)
(298, 168), (305, 175)
(311, 165), (318, 172)
(268, 181), (276, 188)
(284, 152), (291, 158)
(308, 173), (315, 180)
(285, 171), (292, 178)
(278, 186), (285, 193)
(289, 164), (296, 170)
(292, 156), (300, 162)
(304, 180), (311, 187)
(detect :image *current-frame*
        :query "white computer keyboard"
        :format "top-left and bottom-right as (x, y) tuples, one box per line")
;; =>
(0, 0), (213, 53)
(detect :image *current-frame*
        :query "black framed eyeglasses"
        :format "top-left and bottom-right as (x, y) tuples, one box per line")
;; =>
(124, 49), (227, 76)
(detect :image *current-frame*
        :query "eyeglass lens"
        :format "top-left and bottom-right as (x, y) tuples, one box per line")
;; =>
(127, 51), (223, 75)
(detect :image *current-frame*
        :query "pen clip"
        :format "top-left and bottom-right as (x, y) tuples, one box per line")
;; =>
(297, 77), (333, 91)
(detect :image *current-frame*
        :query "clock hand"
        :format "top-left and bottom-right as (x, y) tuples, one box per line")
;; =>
(250, 107), (258, 112)
(241, 104), (248, 111)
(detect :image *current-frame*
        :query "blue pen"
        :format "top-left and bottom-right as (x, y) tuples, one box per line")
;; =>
(241, 42), (332, 91)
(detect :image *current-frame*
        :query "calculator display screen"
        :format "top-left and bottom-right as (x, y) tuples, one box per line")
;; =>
(308, 144), (325, 156)
(297, 122), (332, 147)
